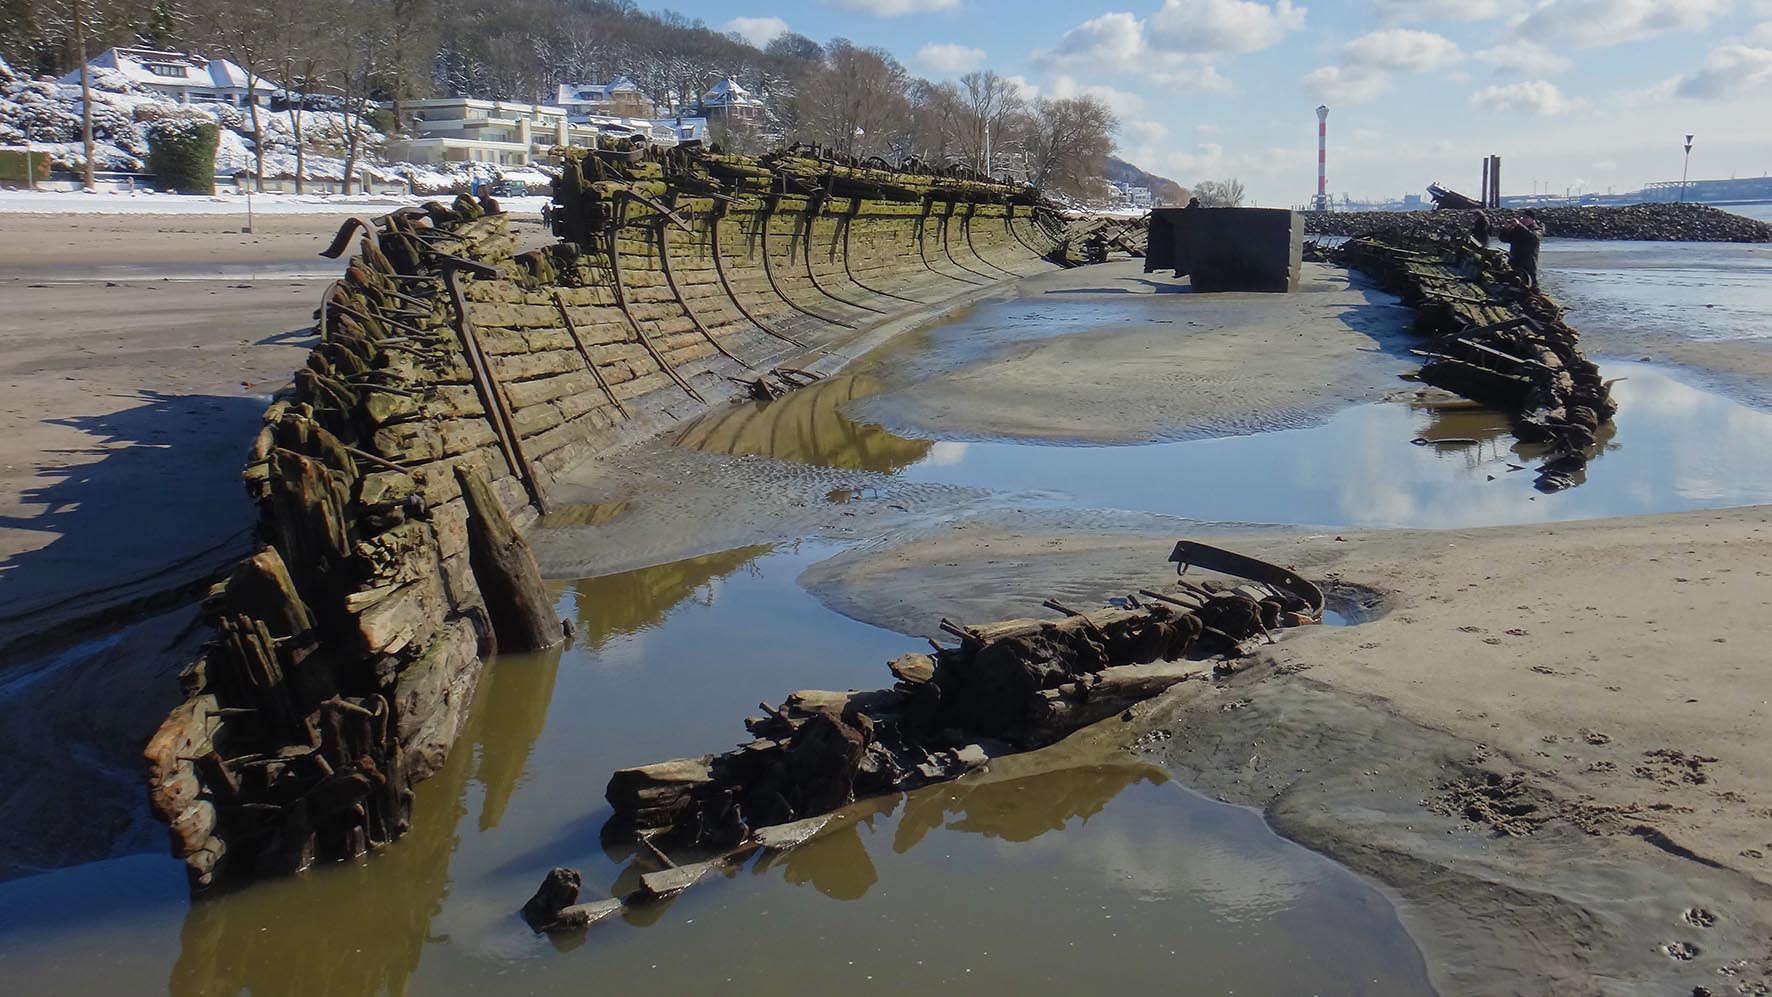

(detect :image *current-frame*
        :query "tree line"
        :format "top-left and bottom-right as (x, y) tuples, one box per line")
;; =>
(8, 0), (1125, 199)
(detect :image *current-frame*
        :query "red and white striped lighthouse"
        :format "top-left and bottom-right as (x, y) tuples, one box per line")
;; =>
(1315, 104), (1329, 211)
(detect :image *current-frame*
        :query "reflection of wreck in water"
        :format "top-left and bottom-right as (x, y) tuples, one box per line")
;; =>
(567, 545), (774, 650)
(673, 375), (933, 472)
(601, 762), (1165, 907)
(170, 653), (575, 996)
(1409, 395), (1619, 485)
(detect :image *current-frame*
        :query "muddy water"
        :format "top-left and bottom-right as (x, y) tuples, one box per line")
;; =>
(0, 544), (1434, 995)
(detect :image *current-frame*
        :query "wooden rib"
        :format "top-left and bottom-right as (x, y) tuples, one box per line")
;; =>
(656, 220), (754, 369)
(940, 205), (999, 282)
(549, 289), (630, 420)
(605, 223), (704, 404)
(962, 207), (1023, 279)
(800, 211), (886, 314)
(708, 214), (807, 348)
(840, 214), (924, 303)
(917, 203), (983, 285)
(444, 268), (548, 512)
(760, 204), (857, 327)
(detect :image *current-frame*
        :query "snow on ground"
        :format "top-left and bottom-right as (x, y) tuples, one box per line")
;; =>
(0, 189), (554, 215)
(2, 56), (557, 197)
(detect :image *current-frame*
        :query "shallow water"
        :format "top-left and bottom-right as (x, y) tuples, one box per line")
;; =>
(1539, 239), (1772, 344)
(9, 229), (1772, 995)
(677, 364), (1772, 530)
(0, 544), (1434, 995)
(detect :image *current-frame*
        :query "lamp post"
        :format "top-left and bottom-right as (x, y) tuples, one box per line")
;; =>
(1680, 134), (1694, 202)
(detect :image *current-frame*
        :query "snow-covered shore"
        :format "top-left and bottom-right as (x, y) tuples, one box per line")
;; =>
(0, 189), (554, 215)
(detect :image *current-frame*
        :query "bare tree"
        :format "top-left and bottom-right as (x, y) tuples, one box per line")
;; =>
(70, 0), (94, 189)
(195, 0), (281, 191)
(795, 40), (909, 158)
(1019, 95), (1117, 197)
(1192, 178), (1246, 206)
(955, 70), (1024, 176)
(279, 2), (337, 193)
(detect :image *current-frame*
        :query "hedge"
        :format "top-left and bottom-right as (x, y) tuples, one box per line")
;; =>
(147, 118), (219, 195)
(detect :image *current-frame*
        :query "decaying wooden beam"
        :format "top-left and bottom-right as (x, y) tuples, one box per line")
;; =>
(454, 464), (563, 653)
(445, 269), (549, 513)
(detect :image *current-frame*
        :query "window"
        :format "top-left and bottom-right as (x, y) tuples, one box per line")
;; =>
(146, 63), (187, 78)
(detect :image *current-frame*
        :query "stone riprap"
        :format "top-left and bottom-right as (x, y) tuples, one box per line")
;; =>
(142, 146), (1069, 889)
(1303, 202), (1772, 243)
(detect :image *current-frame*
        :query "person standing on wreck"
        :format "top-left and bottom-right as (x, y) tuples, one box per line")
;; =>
(1499, 210), (1543, 288)
(1471, 210), (1491, 248)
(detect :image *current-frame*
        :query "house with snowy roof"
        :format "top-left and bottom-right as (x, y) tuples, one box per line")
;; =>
(553, 78), (659, 120)
(697, 78), (765, 124)
(58, 47), (274, 108)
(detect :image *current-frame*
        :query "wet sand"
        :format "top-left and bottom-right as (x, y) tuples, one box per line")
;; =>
(846, 260), (1418, 444)
(800, 509), (1772, 994)
(6, 210), (1772, 993)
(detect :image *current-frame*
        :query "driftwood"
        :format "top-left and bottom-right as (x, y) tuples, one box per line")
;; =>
(522, 541), (1319, 933)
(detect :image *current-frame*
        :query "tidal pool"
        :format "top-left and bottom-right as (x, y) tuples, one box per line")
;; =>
(675, 364), (1772, 530)
(0, 544), (1434, 995)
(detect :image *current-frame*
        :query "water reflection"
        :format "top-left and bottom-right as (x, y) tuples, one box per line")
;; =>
(566, 545), (772, 649)
(166, 648), (574, 997)
(675, 375), (932, 472)
(862, 365), (1766, 529)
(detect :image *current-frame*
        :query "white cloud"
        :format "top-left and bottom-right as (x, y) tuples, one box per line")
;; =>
(1470, 79), (1584, 114)
(1672, 44), (1772, 98)
(1509, 0), (1728, 48)
(1152, 63), (1237, 92)
(1750, 22), (1772, 45)
(1123, 119), (1171, 147)
(914, 42), (987, 75)
(1475, 40), (1572, 75)
(1304, 64), (1393, 103)
(1592, 159), (1617, 171)
(1373, 0), (1509, 20)
(1002, 74), (1041, 99)
(1342, 29), (1463, 72)
(1046, 74), (1148, 117)
(825, 0), (959, 16)
(723, 16), (790, 46)
(1146, 0), (1307, 56)
(1041, 12), (1148, 66)
(1160, 142), (1228, 179)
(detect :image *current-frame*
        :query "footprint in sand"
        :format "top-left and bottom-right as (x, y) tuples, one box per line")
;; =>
(1662, 940), (1700, 960)
(1682, 907), (1717, 928)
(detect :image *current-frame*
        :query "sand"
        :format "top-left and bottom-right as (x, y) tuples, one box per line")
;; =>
(7, 209), (1772, 991)
(799, 511), (1772, 994)
(846, 260), (1419, 444)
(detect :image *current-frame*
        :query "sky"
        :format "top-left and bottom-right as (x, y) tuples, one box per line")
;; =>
(699, 0), (1772, 205)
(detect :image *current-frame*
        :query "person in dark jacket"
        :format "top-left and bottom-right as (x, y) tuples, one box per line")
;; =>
(1471, 211), (1491, 247)
(1498, 210), (1542, 287)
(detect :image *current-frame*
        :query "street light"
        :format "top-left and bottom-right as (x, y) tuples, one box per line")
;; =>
(1680, 134), (1694, 202)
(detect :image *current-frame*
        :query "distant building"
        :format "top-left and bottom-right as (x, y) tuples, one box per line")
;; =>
(697, 78), (765, 124)
(60, 47), (274, 108)
(554, 78), (659, 120)
(389, 96), (705, 167)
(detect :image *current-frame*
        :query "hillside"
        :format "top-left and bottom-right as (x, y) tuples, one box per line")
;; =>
(1105, 156), (1188, 206)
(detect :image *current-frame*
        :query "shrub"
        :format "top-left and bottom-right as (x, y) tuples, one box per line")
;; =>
(147, 117), (219, 194)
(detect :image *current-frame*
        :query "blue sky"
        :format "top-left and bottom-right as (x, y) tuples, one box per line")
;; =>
(699, 0), (1772, 204)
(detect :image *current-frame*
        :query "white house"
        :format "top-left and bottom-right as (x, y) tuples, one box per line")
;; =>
(387, 96), (707, 167)
(59, 47), (274, 107)
(553, 78), (659, 120)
